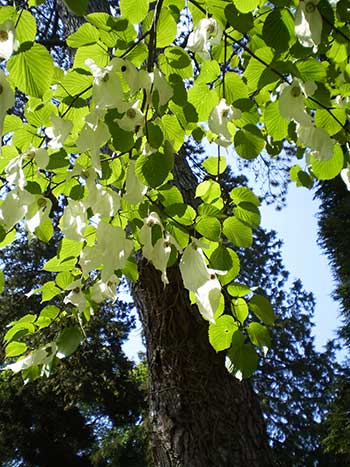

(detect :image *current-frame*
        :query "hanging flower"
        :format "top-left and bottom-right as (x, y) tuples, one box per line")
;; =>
(111, 58), (140, 92)
(60, 200), (87, 241)
(340, 167), (350, 191)
(85, 59), (129, 111)
(297, 124), (334, 161)
(208, 98), (241, 147)
(179, 240), (225, 322)
(91, 274), (120, 303)
(0, 71), (15, 139)
(139, 213), (180, 285)
(79, 222), (133, 282)
(295, 0), (322, 50)
(76, 109), (110, 175)
(278, 78), (316, 126)
(187, 18), (223, 60)
(117, 101), (144, 132)
(25, 196), (52, 235)
(0, 20), (18, 60)
(45, 114), (73, 149)
(124, 160), (147, 205)
(150, 67), (173, 107)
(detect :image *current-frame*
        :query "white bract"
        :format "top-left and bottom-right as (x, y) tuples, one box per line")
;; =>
(79, 222), (133, 282)
(85, 174), (120, 220)
(0, 71), (15, 139)
(91, 275), (120, 303)
(139, 213), (179, 285)
(45, 114), (73, 149)
(76, 109), (110, 175)
(0, 189), (34, 230)
(60, 200), (87, 241)
(112, 58), (140, 92)
(85, 59), (129, 111)
(150, 67), (173, 106)
(179, 240), (225, 323)
(124, 160), (147, 205)
(278, 79), (316, 126)
(340, 167), (350, 191)
(295, 0), (322, 50)
(297, 124), (334, 161)
(0, 20), (18, 60)
(187, 18), (223, 60)
(118, 101), (144, 132)
(25, 196), (52, 235)
(208, 99), (241, 147)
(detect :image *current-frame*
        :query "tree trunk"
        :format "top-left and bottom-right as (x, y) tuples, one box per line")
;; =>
(132, 151), (274, 467)
(132, 262), (273, 467)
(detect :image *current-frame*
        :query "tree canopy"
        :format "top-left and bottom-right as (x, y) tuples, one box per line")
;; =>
(0, 0), (348, 381)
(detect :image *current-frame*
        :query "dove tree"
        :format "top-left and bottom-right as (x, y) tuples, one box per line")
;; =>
(0, 0), (349, 465)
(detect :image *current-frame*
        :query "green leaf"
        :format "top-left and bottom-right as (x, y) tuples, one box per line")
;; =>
(120, 0), (149, 23)
(196, 180), (221, 203)
(67, 23), (100, 48)
(221, 72), (249, 104)
(4, 322), (35, 344)
(35, 218), (53, 243)
(161, 115), (185, 152)
(223, 217), (253, 248)
(165, 203), (196, 226)
(227, 282), (251, 297)
(15, 10), (37, 44)
(159, 47), (193, 79)
(220, 248), (240, 286)
(232, 0), (258, 14)
(8, 43), (54, 98)
(226, 339), (258, 379)
(203, 156), (227, 175)
(195, 216), (221, 241)
(73, 43), (109, 70)
(262, 8), (295, 52)
(188, 83), (219, 121)
(225, 4), (253, 34)
(249, 295), (275, 325)
(311, 144), (343, 180)
(156, 7), (177, 47)
(234, 125), (265, 160)
(210, 246), (233, 272)
(63, 0), (88, 15)
(295, 59), (327, 82)
(315, 108), (346, 136)
(234, 203), (261, 229)
(5, 341), (27, 358)
(209, 315), (238, 352)
(56, 327), (83, 359)
(135, 151), (173, 188)
(233, 298), (249, 324)
(39, 305), (60, 320)
(230, 186), (260, 207)
(264, 101), (289, 141)
(147, 122), (164, 149)
(56, 272), (74, 290)
(290, 165), (314, 188)
(247, 322), (271, 356)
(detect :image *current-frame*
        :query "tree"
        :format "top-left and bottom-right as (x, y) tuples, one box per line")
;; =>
(0, 0), (349, 465)
(0, 233), (148, 466)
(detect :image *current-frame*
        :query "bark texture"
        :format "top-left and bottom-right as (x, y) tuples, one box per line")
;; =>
(132, 262), (273, 467)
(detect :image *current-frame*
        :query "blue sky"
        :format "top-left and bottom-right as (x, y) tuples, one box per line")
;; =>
(260, 184), (343, 356)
